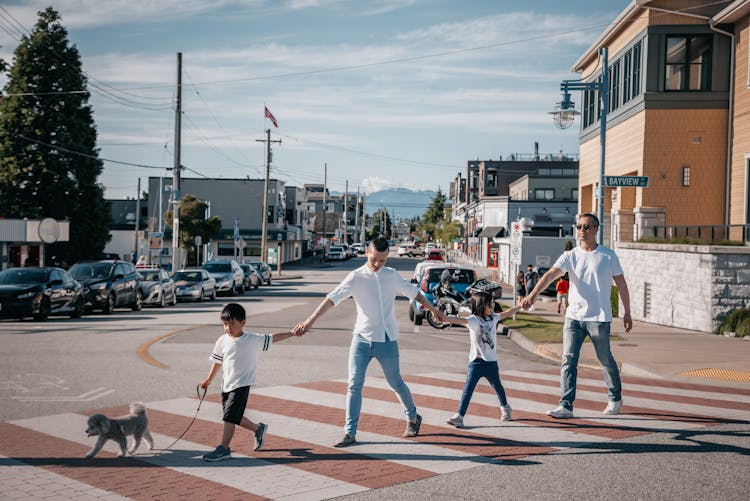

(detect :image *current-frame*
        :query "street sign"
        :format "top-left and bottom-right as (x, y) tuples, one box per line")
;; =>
(510, 221), (522, 265)
(604, 175), (649, 187)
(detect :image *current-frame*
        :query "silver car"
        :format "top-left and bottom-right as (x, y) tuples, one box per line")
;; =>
(138, 268), (177, 307)
(203, 259), (244, 295)
(173, 269), (216, 302)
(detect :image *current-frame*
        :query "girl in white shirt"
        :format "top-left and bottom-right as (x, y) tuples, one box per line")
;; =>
(444, 291), (521, 428)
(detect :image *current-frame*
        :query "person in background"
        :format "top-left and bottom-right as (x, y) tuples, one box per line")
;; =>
(556, 274), (570, 315)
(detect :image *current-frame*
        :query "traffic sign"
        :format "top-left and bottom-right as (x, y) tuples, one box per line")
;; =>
(510, 221), (522, 265)
(604, 175), (649, 187)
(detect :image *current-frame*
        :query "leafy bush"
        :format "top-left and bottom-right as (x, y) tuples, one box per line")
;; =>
(736, 316), (750, 338)
(610, 286), (619, 318)
(717, 308), (750, 335)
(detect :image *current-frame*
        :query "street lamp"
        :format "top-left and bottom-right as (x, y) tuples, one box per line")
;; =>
(550, 47), (608, 245)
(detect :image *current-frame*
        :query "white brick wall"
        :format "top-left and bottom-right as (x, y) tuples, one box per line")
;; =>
(616, 243), (750, 333)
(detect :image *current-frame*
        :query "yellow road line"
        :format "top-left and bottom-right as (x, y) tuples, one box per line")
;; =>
(137, 326), (206, 369)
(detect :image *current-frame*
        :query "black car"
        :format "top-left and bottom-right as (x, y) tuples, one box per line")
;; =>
(0, 267), (84, 321)
(69, 260), (142, 313)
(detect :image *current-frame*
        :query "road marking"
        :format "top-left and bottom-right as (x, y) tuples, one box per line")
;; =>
(10, 387), (115, 402)
(1, 369), (746, 500)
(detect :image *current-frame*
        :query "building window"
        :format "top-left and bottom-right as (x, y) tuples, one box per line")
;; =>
(534, 188), (554, 200)
(608, 60), (621, 112)
(632, 41), (641, 97)
(665, 35), (712, 91)
(623, 51), (632, 103)
(571, 188), (578, 200)
(682, 166), (690, 186)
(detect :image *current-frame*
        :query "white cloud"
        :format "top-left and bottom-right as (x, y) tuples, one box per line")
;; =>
(361, 176), (402, 193)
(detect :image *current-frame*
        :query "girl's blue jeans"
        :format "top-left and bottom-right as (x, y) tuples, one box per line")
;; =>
(457, 358), (508, 416)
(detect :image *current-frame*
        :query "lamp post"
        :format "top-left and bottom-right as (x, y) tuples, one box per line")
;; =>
(550, 47), (608, 245)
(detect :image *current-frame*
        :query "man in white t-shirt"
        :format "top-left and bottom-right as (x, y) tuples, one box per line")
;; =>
(293, 237), (443, 447)
(521, 213), (632, 419)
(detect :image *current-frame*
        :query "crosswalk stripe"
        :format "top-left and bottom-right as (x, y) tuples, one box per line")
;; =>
(423, 371), (750, 422)
(0, 421), (262, 500)
(8, 414), (367, 500)
(504, 370), (750, 402)
(0, 454), (130, 501)
(2, 368), (747, 500)
(399, 375), (705, 434)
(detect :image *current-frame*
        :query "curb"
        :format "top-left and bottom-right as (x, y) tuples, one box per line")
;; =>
(507, 328), (604, 371)
(271, 274), (303, 281)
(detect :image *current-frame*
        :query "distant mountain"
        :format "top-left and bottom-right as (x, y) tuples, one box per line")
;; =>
(365, 188), (437, 220)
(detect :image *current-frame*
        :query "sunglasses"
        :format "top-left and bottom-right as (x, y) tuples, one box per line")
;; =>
(575, 224), (598, 231)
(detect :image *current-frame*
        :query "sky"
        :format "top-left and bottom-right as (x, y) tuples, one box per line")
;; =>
(0, 0), (632, 202)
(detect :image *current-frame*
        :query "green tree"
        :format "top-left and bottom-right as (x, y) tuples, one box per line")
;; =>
(165, 194), (221, 265)
(417, 189), (447, 241)
(366, 208), (393, 240)
(0, 8), (111, 264)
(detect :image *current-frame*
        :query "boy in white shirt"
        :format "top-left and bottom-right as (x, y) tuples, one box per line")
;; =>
(200, 302), (295, 461)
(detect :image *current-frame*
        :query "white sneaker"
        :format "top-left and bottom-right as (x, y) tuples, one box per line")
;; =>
(546, 406), (574, 419)
(603, 399), (623, 415)
(446, 414), (464, 428)
(500, 405), (512, 421)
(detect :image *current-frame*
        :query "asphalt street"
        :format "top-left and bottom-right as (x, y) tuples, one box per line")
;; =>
(0, 254), (748, 500)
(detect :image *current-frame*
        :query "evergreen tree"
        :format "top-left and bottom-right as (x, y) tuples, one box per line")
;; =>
(417, 188), (447, 241)
(164, 194), (222, 266)
(0, 8), (111, 265)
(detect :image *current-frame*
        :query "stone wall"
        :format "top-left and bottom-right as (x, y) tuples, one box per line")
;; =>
(616, 242), (750, 333)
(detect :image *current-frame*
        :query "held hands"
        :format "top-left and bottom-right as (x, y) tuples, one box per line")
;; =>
(519, 296), (534, 310)
(292, 319), (312, 336)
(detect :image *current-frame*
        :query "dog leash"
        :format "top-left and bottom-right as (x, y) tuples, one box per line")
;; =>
(155, 385), (207, 455)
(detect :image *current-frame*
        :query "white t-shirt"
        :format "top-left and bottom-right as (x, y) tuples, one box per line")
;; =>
(209, 332), (271, 392)
(327, 264), (419, 342)
(553, 245), (624, 322)
(466, 313), (500, 362)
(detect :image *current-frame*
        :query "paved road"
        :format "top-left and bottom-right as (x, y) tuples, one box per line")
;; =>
(1, 255), (748, 500)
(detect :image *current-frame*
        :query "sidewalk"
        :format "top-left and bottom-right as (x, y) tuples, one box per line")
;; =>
(457, 255), (750, 387)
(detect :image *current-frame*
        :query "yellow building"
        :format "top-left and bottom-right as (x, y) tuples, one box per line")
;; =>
(570, 0), (749, 244)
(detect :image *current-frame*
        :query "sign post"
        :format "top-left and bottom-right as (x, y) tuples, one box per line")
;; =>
(509, 221), (523, 319)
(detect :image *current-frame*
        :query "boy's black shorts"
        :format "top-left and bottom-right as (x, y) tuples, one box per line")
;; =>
(221, 386), (250, 424)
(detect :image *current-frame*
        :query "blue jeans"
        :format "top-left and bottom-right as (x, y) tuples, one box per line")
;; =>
(346, 335), (417, 436)
(559, 318), (621, 410)
(457, 358), (508, 416)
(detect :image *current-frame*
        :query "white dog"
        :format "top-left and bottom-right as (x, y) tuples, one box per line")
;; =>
(85, 402), (154, 459)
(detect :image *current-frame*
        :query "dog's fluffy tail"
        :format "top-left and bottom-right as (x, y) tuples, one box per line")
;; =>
(129, 402), (146, 414)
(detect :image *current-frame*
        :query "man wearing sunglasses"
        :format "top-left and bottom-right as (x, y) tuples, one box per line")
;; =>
(520, 213), (632, 419)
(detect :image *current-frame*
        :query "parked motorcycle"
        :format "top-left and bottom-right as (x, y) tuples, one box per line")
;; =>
(426, 275), (505, 329)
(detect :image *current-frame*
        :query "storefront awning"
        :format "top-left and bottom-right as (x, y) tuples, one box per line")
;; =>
(477, 226), (506, 238)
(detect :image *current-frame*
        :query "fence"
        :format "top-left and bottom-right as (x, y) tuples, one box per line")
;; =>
(649, 224), (750, 243)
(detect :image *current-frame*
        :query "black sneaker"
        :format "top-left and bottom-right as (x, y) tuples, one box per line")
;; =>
(403, 414), (422, 437)
(254, 422), (267, 451)
(203, 445), (231, 462)
(333, 434), (356, 448)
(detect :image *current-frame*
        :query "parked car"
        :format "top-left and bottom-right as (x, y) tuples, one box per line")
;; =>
(69, 260), (142, 314)
(397, 243), (425, 258)
(202, 259), (244, 295)
(248, 261), (272, 285)
(173, 269), (216, 302)
(240, 264), (261, 290)
(0, 267), (84, 321)
(351, 243), (365, 254)
(138, 268), (177, 307)
(409, 264), (476, 325)
(413, 250), (446, 281)
(326, 245), (346, 261)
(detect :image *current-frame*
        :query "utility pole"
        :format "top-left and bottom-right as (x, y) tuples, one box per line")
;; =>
(322, 163), (327, 251)
(354, 185), (360, 243)
(343, 180), (348, 244)
(171, 52), (182, 271)
(256, 129), (282, 264)
(134, 177), (140, 263)
(361, 192), (366, 243)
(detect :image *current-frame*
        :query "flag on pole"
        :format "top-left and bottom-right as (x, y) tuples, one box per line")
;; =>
(264, 106), (278, 128)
